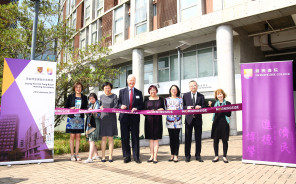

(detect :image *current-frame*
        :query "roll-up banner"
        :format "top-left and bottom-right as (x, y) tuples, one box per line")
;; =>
(0, 58), (56, 165)
(241, 61), (296, 167)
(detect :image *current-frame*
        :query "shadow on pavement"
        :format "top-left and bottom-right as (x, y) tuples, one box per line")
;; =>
(0, 177), (28, 184)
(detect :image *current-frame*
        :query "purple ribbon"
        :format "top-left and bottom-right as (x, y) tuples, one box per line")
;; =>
(55, 103), (242, 115)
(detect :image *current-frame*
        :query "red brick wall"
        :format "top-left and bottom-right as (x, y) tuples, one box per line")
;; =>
(205, 0), (213, 14)
(157, 0), (177, 28)
(76, 3), (84, 30)
(102, 11), (113, 46)
(74, 34), (80, 50)
(104, 0), (115, 12)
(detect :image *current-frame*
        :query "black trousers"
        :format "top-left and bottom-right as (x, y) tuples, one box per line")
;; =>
(120, 116), (140, 160)
(214, 139), (228, 157)
(185, 118), (202, 158)
(168, 128), (180, 156)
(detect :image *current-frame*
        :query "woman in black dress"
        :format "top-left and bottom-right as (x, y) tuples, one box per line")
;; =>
(65, 82), (88, 161)
(211, 89), (231, 163)
(144, 85), (164, 163)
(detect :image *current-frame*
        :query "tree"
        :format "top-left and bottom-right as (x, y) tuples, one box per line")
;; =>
(55, 40), (120, 127)
(0, 1), (120, 127)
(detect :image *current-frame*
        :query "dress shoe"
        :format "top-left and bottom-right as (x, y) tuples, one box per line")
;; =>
(212, 157), (219, 162)
(168, 158), (174, 162)
(223, 157), (229, 163)
(196, 157), (204, 162)
(135, 158), (142, 164)
(147, 159), (153, 163)
(153, 160), (158, 164)
(185, 157), (191, 162)
(124, 157), (131, 163)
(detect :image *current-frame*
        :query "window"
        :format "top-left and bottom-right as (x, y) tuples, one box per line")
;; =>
(158, 57), (169, 82)
(183, 51), (197, 79)
(80, 29), (86, 49)
(157, 44), (217, 82)
(113, 65), (132, 88)
(180, 0), (198, 21)
(97, 0), (104, 17)
(85, 0), (91, 25)
(135, 0), (147, 35)
(144, 61), (153, 84)
(72, 10), (76, 30)
(114, 6), (124, 43)
(198, 48), (215, 77)
(66, 0), (69, 16)
(91, 22), (97, 44)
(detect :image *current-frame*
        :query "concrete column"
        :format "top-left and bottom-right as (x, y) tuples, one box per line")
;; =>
(153, 54), (158, 83)
(132, 48), (144, 92)
(216, 25), (237, 136)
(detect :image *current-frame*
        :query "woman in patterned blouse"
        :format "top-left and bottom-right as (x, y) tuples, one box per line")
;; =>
(165, 85), (183, 162)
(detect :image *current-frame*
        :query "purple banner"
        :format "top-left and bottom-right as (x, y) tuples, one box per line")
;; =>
(241, 61), (296, 166)
(55, 103), (242, 115)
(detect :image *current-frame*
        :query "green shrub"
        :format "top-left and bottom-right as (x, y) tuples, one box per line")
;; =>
(54, 131), (122, 155)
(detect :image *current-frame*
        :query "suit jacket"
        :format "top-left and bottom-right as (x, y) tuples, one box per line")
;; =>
(183, 91), (205, 124)
(65, 93), (88, 118)
(118, 87), (144, 122)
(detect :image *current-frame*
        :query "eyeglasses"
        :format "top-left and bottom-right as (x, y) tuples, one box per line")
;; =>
(189, 85), (197, 87)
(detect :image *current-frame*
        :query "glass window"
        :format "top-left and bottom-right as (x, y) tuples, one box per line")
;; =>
(180, 0), (198, 21)
(170, 55), (179, 81)
(91, 22), (97, 44)
(198, 48), (213, 77)
(66, 0), (69, 16)
(183, 51), (197, 79)
(85, 5), (91, 25)
(158, 57), (169, 82)
(80, 29), (86, 49)
(119, 67), (127, 88)
(144, 60), (153, 84)
(72, 10), (76, 30)
(135, 0), (147, 35)
(114, 6), (124, 43)
(97, 0), (104, 17)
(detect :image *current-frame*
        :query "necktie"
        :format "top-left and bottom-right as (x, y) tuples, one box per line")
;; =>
(192, 93), (196, 118)
(129, 89), (133, 110)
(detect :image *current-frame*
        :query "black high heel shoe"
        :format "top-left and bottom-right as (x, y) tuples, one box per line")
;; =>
(223, 157), (229, 163)
(212, 157), (219, 162)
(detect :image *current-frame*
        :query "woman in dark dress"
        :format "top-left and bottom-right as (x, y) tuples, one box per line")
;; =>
(211, 89), (231, 163)
(65, 82), (88, 161)
(144, 85), (164, 163)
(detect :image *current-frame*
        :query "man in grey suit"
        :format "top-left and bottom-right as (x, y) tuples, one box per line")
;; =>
(118, 74), (144, 163)
(182, 80), (205, 162)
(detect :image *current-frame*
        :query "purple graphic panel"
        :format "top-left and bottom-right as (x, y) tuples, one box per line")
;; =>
(5, 58), (30, 79)
(241, 61), (296, 165)
(0, 81), (52, 161)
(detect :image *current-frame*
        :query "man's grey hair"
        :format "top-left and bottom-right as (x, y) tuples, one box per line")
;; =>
(127, 74), (136, 81)
(189, 80), (198, 85)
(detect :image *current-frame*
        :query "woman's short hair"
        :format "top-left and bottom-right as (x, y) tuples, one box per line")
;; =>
(88, 93), (98, 101)
(214, 89), (227, 100)
(169, 85), (181, 97)
(148, 85), (158, 94)
(73, 82), (84, 91)
(102, 82), (113, 89)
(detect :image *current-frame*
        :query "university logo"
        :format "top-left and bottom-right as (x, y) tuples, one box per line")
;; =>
(244, 69), (253, 79)
(37, 67), (43, 73)
(47, 68), (53, 75)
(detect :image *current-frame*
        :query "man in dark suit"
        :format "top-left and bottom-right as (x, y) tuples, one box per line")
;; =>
(183, 80), (205, 162)
(118, 74), (144, 163)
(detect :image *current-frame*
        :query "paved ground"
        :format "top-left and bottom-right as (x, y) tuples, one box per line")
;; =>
(0, 135), (295, 184)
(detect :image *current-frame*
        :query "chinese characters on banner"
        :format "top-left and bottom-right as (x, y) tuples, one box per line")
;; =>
(0, 58), (56, 165)
(241, 61), (296, 167)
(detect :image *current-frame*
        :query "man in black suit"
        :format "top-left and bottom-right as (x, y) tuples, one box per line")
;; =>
(183, 80), (205, 162)
(118, 74), (144, 163)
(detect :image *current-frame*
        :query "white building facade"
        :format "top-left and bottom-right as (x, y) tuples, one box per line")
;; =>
(58, 0), (296, 137)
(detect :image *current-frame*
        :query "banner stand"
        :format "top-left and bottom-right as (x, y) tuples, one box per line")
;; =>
(242, 159), (296, 168)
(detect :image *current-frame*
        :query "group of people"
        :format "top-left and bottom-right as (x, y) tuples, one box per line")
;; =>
(65, 74), (232, 164)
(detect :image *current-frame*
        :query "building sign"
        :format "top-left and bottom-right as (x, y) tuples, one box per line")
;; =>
(241, 61), (296, 167)
(0, 58), (56, 165)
